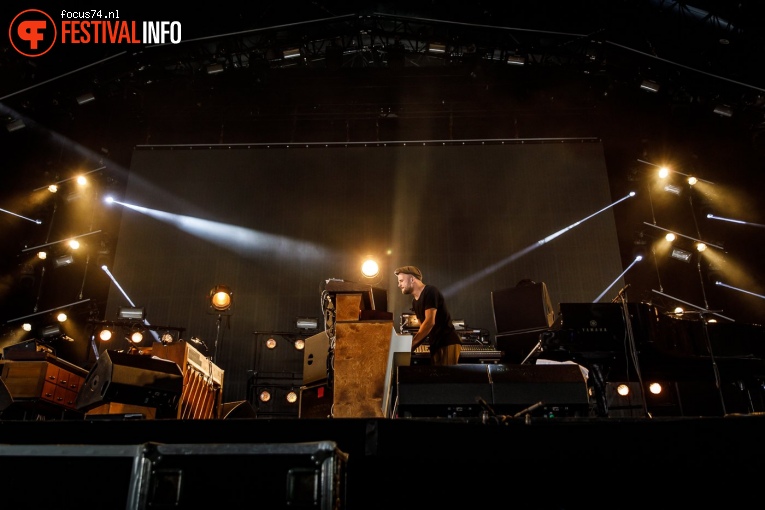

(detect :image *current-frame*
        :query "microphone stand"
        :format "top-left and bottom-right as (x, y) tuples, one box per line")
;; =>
(651, 289), (728, 415)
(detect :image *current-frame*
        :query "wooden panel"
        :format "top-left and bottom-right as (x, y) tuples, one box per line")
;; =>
(336, 294), (362, 322)
(332, 321), (393, 418)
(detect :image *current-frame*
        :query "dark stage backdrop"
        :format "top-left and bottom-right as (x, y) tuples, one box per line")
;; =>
(106, 140), (623, 401)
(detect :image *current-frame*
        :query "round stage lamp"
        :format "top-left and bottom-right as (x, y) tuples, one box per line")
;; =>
(361, 258), (379, 278)
(209, 285), (233, 312)
(98, 327), (113, 341)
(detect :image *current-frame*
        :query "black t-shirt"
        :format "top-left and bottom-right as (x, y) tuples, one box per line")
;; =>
(412, 285), (461, 350)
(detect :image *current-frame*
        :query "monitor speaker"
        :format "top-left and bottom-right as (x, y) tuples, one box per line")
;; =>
(396, 365), (492, 418)
(491, 282), (554, 335)
(221, 400), (258, 419)
(75, 350), (183, 412)
(489, 363), (590, 416)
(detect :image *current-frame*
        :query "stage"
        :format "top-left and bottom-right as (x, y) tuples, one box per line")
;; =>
(1, 413), (763, 508)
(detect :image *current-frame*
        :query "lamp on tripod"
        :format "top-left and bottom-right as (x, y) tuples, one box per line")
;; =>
(208, 285), (233, 363)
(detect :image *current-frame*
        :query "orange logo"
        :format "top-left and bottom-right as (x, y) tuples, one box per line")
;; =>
(9, 9), (57, 57)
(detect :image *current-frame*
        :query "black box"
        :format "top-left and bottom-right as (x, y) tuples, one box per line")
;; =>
(0, 441), (348, 509)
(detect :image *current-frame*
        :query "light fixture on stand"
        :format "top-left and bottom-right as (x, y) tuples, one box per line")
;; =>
(208, 284), (233, 363)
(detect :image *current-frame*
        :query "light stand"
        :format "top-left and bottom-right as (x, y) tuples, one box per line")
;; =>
(208, 285), (233, 364)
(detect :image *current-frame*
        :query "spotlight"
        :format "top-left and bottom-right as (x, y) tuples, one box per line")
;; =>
(118, 306), (146, 320)
(22, 323), (32, 332)
(209, 285), (233, 312)
(713, 104), (733, 117)
(76, 92), (95, 105)
(6, 119), (25, 132)
(506, 54), (525, 65)
(48, 184), (58, 193)
(648, 382), (663, 395)
(687, 176), (698, 186)
(56, 312), (67, 323)
(41, 324), (61, 339)
(294, 339), (305, 351)
(129, 326), (144, 344)
(286, 390), (298, 404)
(259, 389), (272, 402)
(98, 326), (113, 341)
(296, 317), (318, 330)
(671, 248), (692, 262)
(428, 42), (446, 53)
(640, 80), (660, 93)
(282, 48), (301, 59)
(266, 338), (277, 349)
(696, 242), (707, 252)
(616, 384), (630, 396)
(37, 251), (47, 260)
(665, 233), (676, 242)
(361, 258), (379, 278)
(54, 254), (74, 268)
(160, 331), (175, 345)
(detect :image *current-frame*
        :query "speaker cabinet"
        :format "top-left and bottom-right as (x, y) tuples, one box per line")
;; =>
(491, 282), (554, 335)
(490, 363), (590, 417)
(75, 350), (183, 414)
(396, 364), (492, 418)
(221, 400), (258, 419)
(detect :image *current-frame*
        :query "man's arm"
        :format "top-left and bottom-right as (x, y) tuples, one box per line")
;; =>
(411, 308), (436, 350)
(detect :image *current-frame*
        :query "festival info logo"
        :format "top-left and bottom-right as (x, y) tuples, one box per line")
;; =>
(9, 9), (181, 57)
(9, 9), (57, 57)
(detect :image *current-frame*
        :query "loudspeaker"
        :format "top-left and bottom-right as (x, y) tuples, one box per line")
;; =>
(489, 363), (590, 417)
(396, 365), (492, 418)
(75, 350), (183, 412)
(299, 381), (333, 419)
(303, 331), (329, 385)
(491, 282), (554, 335)
(221, 400), (258, 419)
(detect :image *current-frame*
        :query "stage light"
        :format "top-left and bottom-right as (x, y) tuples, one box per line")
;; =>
(266, 338), (277, 349)
(506, 54), (525, 65)
(54, 254), (74, 268)
(616, 384), (630, 396)
(658, 167), (670, 179)
(296, 317), (318, 330)
(696, 242), (707, 252)
(160, 331), (175, 345)
(687, 176), (698, 186)
(56, 312), (67, 323)
(648, 382), (663, 395)
(294, 339), (305, 351)
(282, 48), (301, 59)
(206, 63), (224, 74)
(713, 104), (732, 117)
(209, 285), (233, 312)
(129, 326), (144, 344)
(286, 390), (298, 404)
(22, 323), (32, 332)
(671, 248), (692, 262)
(37, 251), (47, 260)
(76, 92), (95, 105)
(259, 389), (272, 402)
(361, 258), (379, 278)
(98, 326), (113, 341)
(48, 184), (58, 193)
(428, 42), (446, 53)
(6, 119), (25, 132)
(119, 306), (146, 320)
(640, 80), (660, 93)
(68, 240), (80, 250)
(41, 324), (61, 339)
(665, 233), (676, 242)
